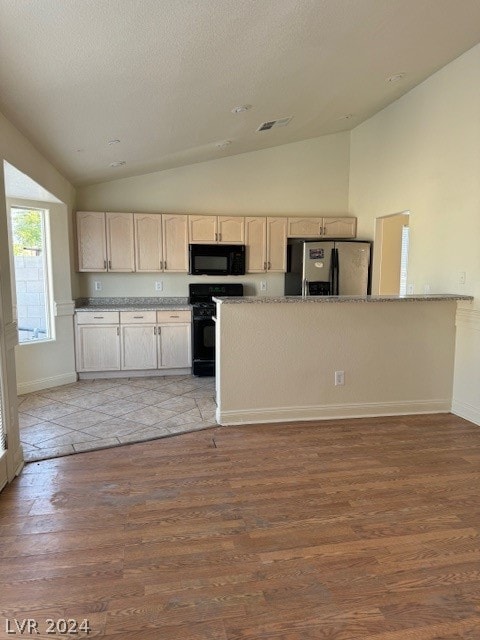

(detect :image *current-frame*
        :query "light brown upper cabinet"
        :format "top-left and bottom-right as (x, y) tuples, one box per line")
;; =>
(130, 213), (190, 273)
(287, 216), (357, 239)
(134, 213), (163, 272)
(76, 211), (134, 272)
(245, 217), (287, 272)
(162, 214), (189, 272)
(322, 217), (357, 238)
(189, 215), (245, 244)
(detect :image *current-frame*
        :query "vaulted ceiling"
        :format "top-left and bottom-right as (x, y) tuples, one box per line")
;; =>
(1, 0), (480, 186)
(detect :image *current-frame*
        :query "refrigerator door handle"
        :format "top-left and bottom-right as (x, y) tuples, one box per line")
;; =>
(329, 248), (336, 295)
(302, 278), (308, 297)
(334, 248), (339, 295)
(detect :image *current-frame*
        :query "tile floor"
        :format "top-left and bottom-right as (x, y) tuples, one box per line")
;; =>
(18, 375), (217, 462)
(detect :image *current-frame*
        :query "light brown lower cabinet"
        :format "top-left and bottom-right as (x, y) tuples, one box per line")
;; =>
(75, 310), (191, 373)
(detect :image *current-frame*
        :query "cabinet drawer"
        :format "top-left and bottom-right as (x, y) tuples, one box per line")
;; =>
(120, 311), (157, 324)
(157, 310), (191, 323)
(76, 311), (119, 324)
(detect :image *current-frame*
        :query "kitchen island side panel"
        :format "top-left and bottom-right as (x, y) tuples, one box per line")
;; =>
(215, 300), (458, 424)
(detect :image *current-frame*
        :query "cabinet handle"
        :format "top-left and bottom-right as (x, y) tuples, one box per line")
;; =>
(93, 316), (104, 319)
(218, 232), (221, 242)
(133, 316), (144, 319)
(158, 327), (161, 335)
(164, 261), (167, 270)
(264, 261), (267, 271)
(108, 260), (112, 270)
(169, 315), (179, 318)
(103, 260), (107, 270)
(154, 326), (157, 335)
(268, 261), (271, 270)
(116, 326), (119, 335)
(160, 260), (163, 270)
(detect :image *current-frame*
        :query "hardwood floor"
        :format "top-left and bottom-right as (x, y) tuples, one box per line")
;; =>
(1, 413), (480, 639)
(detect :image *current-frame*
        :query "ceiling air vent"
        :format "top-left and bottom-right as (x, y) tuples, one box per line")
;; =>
(256, 116), (293, 132)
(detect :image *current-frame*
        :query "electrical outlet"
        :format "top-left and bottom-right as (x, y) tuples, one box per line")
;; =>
(459, 271), (466, 285)
(335, 370), (345, 386)
(94, 281), (102, 291)
(260, 281), (267, 292)
(407, 284), (414, 294)
(155, 281), (163, 292)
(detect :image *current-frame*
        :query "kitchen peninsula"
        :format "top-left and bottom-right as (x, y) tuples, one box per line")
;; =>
(213, 294), (472, 426)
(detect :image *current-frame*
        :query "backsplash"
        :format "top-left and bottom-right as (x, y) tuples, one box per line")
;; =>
(75, 272), (285, 298)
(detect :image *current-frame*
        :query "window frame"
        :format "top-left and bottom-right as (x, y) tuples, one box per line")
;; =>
(7, 203), (55, 345)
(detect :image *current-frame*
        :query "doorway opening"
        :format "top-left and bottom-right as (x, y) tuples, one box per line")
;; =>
(373, 212), (410, 295)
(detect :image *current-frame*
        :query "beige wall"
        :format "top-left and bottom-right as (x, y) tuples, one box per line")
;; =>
(216, 300), (457, 424)
(8, 199), (77, 394)
(75, 132), (350, 298)
(349, 43), (480, 425)
(0, 110), (76, 480)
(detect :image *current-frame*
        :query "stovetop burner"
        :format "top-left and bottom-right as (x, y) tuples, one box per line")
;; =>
(192, 303), (216, 318)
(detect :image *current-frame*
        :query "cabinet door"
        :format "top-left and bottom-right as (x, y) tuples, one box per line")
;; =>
(287, 217), (323, 238)
(76, 211), (107, 272)
(158, 324), (191, 369)
(134, 213), (163, 272)
(266, 217), (287, 272)
(106, 212), (135, 272)
(121, 325), (158, 370)
(322, 217), (357, 238)
(245, 217), (267, 272)
(217, 216), (245, 243)
(189, 215), (216, 243)
(76, 325), (120, 372)
(162, 214), (189, 272)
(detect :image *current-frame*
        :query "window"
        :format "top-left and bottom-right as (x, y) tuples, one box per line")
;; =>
(399, 224), (410, 296)
(9, 206), (53, 343)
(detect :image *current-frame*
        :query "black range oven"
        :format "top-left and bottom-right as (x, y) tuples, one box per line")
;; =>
(189, 283), (244, 376)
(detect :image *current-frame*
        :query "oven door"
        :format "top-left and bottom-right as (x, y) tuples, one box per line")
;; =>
(192, 316), (216, 375)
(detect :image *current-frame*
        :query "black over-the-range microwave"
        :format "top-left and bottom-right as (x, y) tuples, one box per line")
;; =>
(189, 244), (246, 276)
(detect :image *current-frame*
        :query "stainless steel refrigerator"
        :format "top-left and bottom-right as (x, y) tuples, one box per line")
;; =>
(284, 240), (372, 296)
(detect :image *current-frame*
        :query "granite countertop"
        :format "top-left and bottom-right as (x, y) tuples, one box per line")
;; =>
(213, 294), (474, 304)
(75, 297), (191, 312)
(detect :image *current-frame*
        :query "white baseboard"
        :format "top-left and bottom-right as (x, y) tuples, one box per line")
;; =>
(17, 372), (78, 395)
(13, 444), (24, 478)
(78, 368), (191, 380)
(451, 400), (480, 426)
(217, 399), (452, 426)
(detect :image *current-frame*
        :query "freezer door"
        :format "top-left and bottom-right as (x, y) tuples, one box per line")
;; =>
(302, 242), (334, 290)
(336, 242), (371, 295)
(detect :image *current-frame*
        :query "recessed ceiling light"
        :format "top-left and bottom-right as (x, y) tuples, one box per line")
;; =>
(108, 139), (121, 145)
(386, 73), (406, 83)
(215, 140), (232, 150)
(109, 161), (126, 167)
(231, 105), (252, 114)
